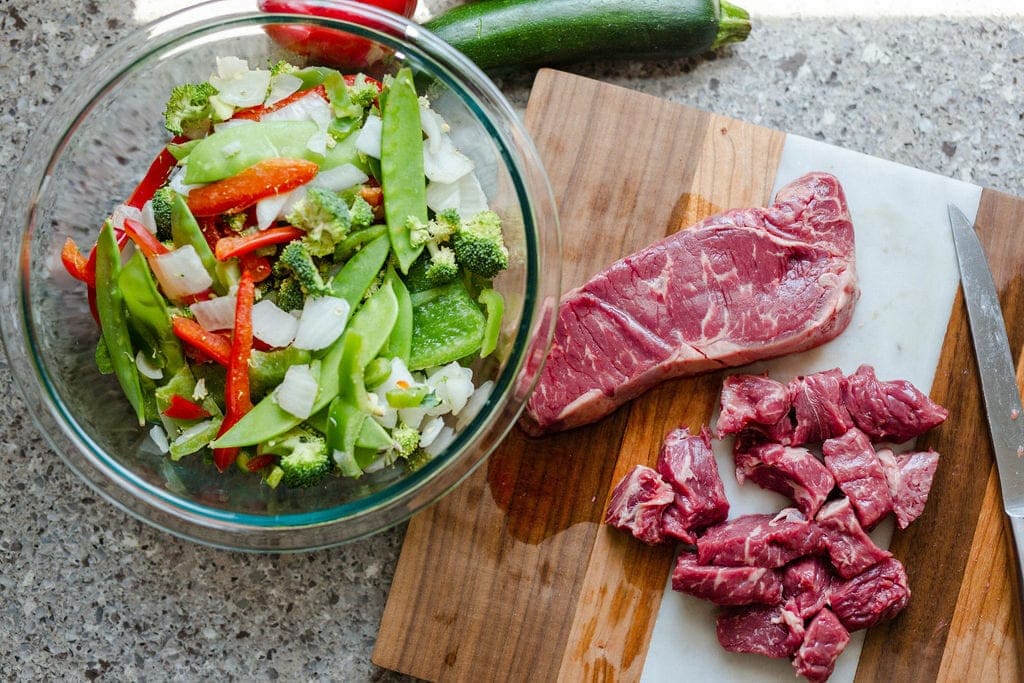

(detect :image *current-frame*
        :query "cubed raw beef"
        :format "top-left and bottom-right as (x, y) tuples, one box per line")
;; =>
(792, 608), (851, 683)
(822, 428), (893, 529)
(716, 603), (806, 658)
(603, 465), (674, 545)
(698, 510), (826, 569)
(672, 553), (783, 606)
(716, 373), (794, 443)
(661, 505), (698, 544)
(733, 436), (835, 517)
(657, 427), (730, 534)
(789, 369), (853, 445)
(815, 498), (891, 579)
(843, 364), (949, 443)
(877, 448), (940, 529)
(522, 172), (859, 435)
(782, 557), (834, 619)
(830, 557), (911, 631)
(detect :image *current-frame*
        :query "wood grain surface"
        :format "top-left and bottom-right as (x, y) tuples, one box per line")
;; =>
(374, 70), (1024, 681)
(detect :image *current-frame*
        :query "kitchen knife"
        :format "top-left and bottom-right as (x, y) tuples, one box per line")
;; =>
(949, 203), (1024, 587)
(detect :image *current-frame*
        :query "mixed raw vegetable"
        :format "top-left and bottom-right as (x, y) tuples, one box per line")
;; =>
(62, 57), (509, 488)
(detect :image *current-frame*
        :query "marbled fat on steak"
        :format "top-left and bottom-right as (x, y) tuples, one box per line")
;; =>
(733, 436), (835, 518)
(789, 368), (853, 445)
(602, 465), (674, 545)
(792, 608), (851, 683)
(523, 172), (859, 435)
(781, 557), (834, 620)
(716, 603), (806, 659)
(877, 448), (941, 529)
(843, 364), (949, 443)
(698, 509), (825, 569)
(657, 426), (730, 537)
(822, 428), (894, 529)
(716, 373), (795, 443)
(829, 557), (911, 631)
(815, 497), (892, 579)
(672, 553), (783, 606)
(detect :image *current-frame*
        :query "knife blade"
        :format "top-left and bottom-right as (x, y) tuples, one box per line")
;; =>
(949, 203), (1024, 583)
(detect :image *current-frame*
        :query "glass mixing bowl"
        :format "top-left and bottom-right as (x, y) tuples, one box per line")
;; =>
(0, 0), (560, 551)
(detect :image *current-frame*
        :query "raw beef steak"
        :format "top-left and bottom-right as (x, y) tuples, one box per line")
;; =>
(672, 553), (783, 606)
(789, 368), (853, 445)
(815, 498), (891, 579)
(698, 510), (825, 569)
(716, 603), (806, 658)
(716, 373), (794, 442)
(830, 557), (911, 631)
(843, 364), (948, 443)
(877, 448), (941, 529)
(733, 436), (835, 517)
(603, 465), (674, 545)
(523, 172), (859, 435)
(781, 557), (833, 620)
(657, 427), (730, 535)
(792, 608), (851, 683)
(822, 428), (893, 529)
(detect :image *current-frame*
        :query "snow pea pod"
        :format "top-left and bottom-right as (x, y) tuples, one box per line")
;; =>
(382, 265), (412, 363)
(380, 67), (428, 274)
(347, 279), (399, 368)
(120, 251), (186, 374)
(328, 233), (390, 310)
(334, 224), (387, 262)
(184, 120), (322, 184)
(95, 221), (146, 426)
(171, 193), (227, 295)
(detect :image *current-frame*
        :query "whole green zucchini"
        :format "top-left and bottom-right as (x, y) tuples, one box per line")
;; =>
(423, 0), (751, 71)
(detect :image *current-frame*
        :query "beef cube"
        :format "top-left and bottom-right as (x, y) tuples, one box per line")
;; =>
(672, 553), (783, 606)
(789, 369), (854, 445)
(734, 436), (835, 517)
(716, 373), (794, 443)
(822, 428), (894, 528)
(792, 608), (851, 683)
(843, 364), (948, 443)
(830, 557), (911, 631)
(661, 505), (697, 544)
(877, 448), (940, 529)
(698, 510), (825, 569)
(815, 498), (891, 579)
(716, 603), (806, 659)
(657, 427), (730, 534)
(603, 465), (675, 545)
(781, 557), (834, 620)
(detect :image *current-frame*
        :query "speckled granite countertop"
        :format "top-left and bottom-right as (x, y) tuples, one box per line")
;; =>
(1, 1), (1022, 679)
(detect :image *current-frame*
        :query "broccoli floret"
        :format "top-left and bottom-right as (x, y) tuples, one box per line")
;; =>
(261, 426), (330, 488)
(163, 81), (220, 139)
(452, 210), (509, 279)
(270, 60), (298, 77)
(223, 212), (247, 233)
(274, 276), (305, 312)
(391, 423), (421, 459)
(408, 215), (459, 286)
(286, 187), (353, 256)
(349, 195), (375, 230)
(150, 186), (175, 242)
(277, 241), (330, 298)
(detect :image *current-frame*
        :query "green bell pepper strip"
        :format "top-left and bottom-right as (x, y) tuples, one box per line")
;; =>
(347, 279), (399, 368)
(364, 357), (392, 390)
(382, 265), (413, 363)
(120, 251), (186, 374)
(95, 221), (146, 426)
(380, 67), (428, 274)
(328, 233), (391, 310)
(408, 279), (486, 371)
(171, 194), (227, 295)
(183, 120), (322, 184)
(477, 288), (505, 359)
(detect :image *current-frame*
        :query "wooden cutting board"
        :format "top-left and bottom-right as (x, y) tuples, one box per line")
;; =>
(373, 69), (1024, 681)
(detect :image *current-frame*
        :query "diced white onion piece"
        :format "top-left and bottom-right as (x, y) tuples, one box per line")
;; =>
(265, 73), (303, 106)
(192, 378), (208, 402)
(150, 245), (214, 300)
(456, 172), (490, 217)
(311, 164), (369, 192)
(425, 178), (461, 214)
(293, 296), (350, 350)
(141, 199), (158, 235)
(168, 166), (206, 196)
(256, 193), (290, 230)
(213, 55), (250, 80)
(213, 119), (256, 133)
(372, 358), (417, 429)
(356, 115), (382, 159)
(211, 66), (270, 108)
(423, 136), (474, 185)
(262, 91), (332, 124)
(149, 425), (170, 454)
(419, 98), (448, 156)
(252, 299), (299, 348)
(426, 362), (475, 416)
(418, 416), (445, 449)
(109, 203), (143, 232)
(136, 351), (164, 381)
(456, 380), (494, 431)
(373, 407), (398, 430)
(278, 185), (307, 221)
(189, 294), (236, 331)
(423, 426), (455, 457)
(274, 364), (318, 419)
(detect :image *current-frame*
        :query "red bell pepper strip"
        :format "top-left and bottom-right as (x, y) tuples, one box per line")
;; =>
(61, 238), (91, 284)
(162, 394), (212, 420)
(187, 157), (319, 218)
(244, 453), (278, 472)
(125, 140), (185, 209)
(171, 316), (232, 366)
(214, 268), (255, 471)
(122, 218), (170, 258)
(240, 254), (273, 283)
(214, 226), (304, 261)
(232, 85), (328, 121)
